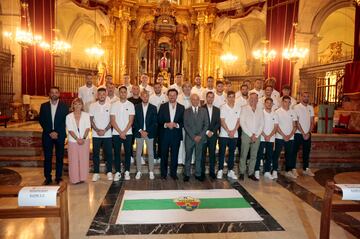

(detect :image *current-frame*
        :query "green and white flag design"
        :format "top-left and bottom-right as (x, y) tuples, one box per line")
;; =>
(116, 189), (263, 224)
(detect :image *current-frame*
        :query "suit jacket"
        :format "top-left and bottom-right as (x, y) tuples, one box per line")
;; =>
(202, 105), (221, 137)
(158, 102), (185, 141)
(184, 107), (209, 144)
(39, 101), (69, 140)
(133, 103), (158, 139)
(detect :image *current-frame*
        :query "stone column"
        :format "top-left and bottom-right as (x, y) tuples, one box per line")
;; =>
(119, 17), (129, 84)
(198, 22), (205, 84)
(113, 19), (121, 84)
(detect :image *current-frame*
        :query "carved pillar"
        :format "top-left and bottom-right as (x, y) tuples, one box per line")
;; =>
(198, 22), (205, 84)
(309, 35), (322, 64)
(113, 19), (121, 84)
(101, 35), (114, 75)
(119, 18), (129, 83)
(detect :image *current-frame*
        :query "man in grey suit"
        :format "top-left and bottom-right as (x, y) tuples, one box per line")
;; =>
(183, 94), (209, 182)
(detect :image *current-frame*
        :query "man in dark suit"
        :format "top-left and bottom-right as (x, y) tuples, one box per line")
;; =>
(158, 88), (185, 180)
(202, 91), (221, 179)
(39, 86), (69, 185)
(133, 90), (158, 180)
(183, 94), (209, 182)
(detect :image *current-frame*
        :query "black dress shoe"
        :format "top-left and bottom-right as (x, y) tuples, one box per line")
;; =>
(171, 175), (179, 180)
(239, 174), (245, 181)
(55, 178), (63, 184)
(161, 175), (167, 180)
(209, 173), (216, 179)
(183, 176), (190, 182)
(195, 176), (204, 182)
(248, 174), (259, 181)
(44, 179), (52, 185)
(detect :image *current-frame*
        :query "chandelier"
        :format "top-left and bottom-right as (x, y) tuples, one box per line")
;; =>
(3, 3), (43, 48)
(252, 40), (276, 64)
(355, 0), (360, 6)
(282, 23), (308, 63)
(39, 37), (71, 57)
(85, 9), (105, 58)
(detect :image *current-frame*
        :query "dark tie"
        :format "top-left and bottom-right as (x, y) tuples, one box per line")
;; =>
(194, 107), (198, 115)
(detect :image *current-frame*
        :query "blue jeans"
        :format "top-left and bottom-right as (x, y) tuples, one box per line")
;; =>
(218, 137), (237, 170)
(255, 141), (274, 173)
(112, 135), (132, 172)
(92, 137), (113, 173)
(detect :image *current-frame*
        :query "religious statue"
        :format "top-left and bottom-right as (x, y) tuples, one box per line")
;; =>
(140, 57), (146, 73)
(159, 50), (169, 70)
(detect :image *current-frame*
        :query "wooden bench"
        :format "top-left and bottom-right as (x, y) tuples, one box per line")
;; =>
(320, 180), (360, 239)
(0, 182), (69, 239)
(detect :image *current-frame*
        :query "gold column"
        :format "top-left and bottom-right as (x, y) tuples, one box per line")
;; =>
(101, 35), (114, 75)
(119, 18), (129, 84)
(198, 22), (205, 84)
(113, 19), (121, 84)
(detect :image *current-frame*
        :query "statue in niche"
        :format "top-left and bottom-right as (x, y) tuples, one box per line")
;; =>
(160, 49), (169, 70)
(140, 57), (146, 73)
(320, 41), (344, 64)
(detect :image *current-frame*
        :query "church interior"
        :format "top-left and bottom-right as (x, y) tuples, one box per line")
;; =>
(0, 0), (360, 238)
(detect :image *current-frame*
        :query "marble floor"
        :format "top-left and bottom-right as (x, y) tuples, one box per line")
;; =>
(0, 167), (359, 239)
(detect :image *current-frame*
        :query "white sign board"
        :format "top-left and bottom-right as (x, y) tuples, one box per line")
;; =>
(335, 184), (360, 201)
(18, 186), (60, 207)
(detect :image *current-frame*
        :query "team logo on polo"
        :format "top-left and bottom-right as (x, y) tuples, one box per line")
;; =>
(174, 196), (200, 211)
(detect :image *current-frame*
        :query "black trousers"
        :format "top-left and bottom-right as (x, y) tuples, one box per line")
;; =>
(273, 139), (294, 172)
(294, 133), (312, 170)
(92, 137), (113, 173)
(202, 135), (217, 176)
(160, 134), (181, 178)
(113, 135), (132, 172)
(42, 135), (65, 180)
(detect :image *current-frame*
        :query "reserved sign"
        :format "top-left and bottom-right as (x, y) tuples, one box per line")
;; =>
(336, 184), (360, 201)
(18, 186), (60, 207)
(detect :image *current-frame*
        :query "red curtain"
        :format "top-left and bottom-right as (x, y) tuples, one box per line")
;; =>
(344, 61), (360, 95)
(265, 0), (299, 91)
(21, 0), (54, 96)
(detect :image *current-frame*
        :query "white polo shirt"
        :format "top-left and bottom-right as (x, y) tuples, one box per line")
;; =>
(272, 89), (280, 98)
(213, 93), (226, 108)
(294, 103), (314, 134)
(275, 107), (297, 140)
(235, 95), (248, 107)
(78, 85), (97, 106)
(149, 93), (168, 112)
(139, 84), (154, 96)
(177, 94), (191, 109)
(220, 103), (241, 138)
(261, 109), (279, 142)
(89, 101), (112, 138)
(191, 86), (205, 100)
(122, 84), (132, 98)
(110, 100), (135, 135)
(106, 95), (119, 104)
(240, 105), (264, 138)
(249, 88), (264, 98)
(161, 86), (168, 95)
(169, 83), (183, 95)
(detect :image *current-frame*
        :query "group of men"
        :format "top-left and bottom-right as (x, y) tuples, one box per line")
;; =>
(40, 72), (315, 184)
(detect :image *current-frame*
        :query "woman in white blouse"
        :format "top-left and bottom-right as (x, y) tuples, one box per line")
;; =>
(66, 98), (91, 184)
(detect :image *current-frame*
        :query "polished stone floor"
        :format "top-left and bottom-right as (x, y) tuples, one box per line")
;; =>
(0, 167), (359, 239)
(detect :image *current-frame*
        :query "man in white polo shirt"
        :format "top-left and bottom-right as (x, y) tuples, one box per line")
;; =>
(78, 73), (97, 112)
(273, 96), (297, 179)
(139, 74), (154, 96)
(191, 74), (205, 102)
(249, 78), (264, 98)
(89, 88), (113, 182)
(149, 82), (168, 111)
(106, 82), (119, 104)
(169, 73), (183, 95)
(258, 85), (279, 111)
(239, 92), (264, 181)
(122, 74), (133, 98)
(235, 84), (249, 105)
(202, 76), (215, 100)
(110, 86), (135, 181)
(218, 91), (240, 180)
(156, 75), (168, 95)
(255, 97), (279, 180)
(213, 80), (226, 108)
(293, 92), (315, 177)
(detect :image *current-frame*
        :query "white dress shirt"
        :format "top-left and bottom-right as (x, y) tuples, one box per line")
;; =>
(240, 105), (264, 138)
(50, 100), (59, 130)
(142, 103), (149, 131)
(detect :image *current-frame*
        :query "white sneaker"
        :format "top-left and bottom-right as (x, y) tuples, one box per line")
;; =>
(141, 157), (146, 165)
(254, 170), (260, 180)
(135, 171), (142, 180)
(149, 172), (155, 180)
(113, 172), (121, 181)
(271, 171), (278, 179)
(92, 173), (100, 182)
(124, 171), (130, 180)
(264, 172), (273, 180)
(154, 158), (160, 164)
(285, 171), (297, 180)
(303, 168), (315, 176)
(217, 170), (223, 179)
(227, 170), (238, 180)
(292, 169), (299, 178)
(107, 172), (113, 181)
